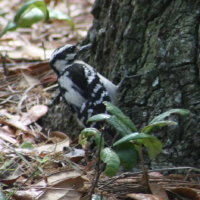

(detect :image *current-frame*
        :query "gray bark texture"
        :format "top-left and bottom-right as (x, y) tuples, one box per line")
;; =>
(82, 0), (200, 167)
(42, 0), (200, 167)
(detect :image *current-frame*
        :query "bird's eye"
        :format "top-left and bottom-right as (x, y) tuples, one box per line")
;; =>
(68, 46), (75, 52)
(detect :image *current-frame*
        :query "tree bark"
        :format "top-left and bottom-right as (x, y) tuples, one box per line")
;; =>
(81, 0), (200, 167)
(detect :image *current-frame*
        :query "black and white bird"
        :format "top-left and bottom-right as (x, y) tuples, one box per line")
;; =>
(49, 44), (119, 127)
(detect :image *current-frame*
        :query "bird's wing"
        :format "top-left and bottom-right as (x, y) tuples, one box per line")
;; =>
(60, 63), (90, 99)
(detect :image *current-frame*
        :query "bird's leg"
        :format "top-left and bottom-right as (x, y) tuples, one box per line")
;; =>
(116, 67), (131, 88)
(117, 67), (138, 89)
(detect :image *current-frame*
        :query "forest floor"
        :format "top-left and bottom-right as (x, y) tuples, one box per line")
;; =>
(0, 0), (199, 199)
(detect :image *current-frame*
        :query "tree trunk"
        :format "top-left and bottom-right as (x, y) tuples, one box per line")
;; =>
(82, 0), (200, 167)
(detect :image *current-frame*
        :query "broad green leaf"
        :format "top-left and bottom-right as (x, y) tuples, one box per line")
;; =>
(48, 7), (74, 27)
(114, 132), (162, 159)
(0, 0), (76, 37)
(100, 147), (120, 176)
(142, 120), (177, 134)
(88, 113), (111, 122)
(79, 128), (104, 148)
(115, 142), (138, 170)
(150, 109), (190, 124)
(16, 7), (46, 27)
(113, 132), (150, 146)
(14, 0), (48, 26)
(0, 0), (48, 37)
(107, 116), (132, 136)
(137, 137), (163, 159)
(104, 102), (137, 132)
(89, 112), (133, 136)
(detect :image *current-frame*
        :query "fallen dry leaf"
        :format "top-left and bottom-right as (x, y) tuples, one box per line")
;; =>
(38, 176), (84, 200)
(64, 148), (85, 163)
(13, 188), (44, 200)
(0, 127), (18, 144)
(21, 72), (40, 87)
(149, 183), (168, 200)
(35, 170), (82, 187)
(0, 118), (34, 136)
(170, 187), (200, 200)
(0, 139), (15, 154)
(21, 45), (53, 60)
(38, 188), (81, 200)
(20, 105), (48, 126)
(1, 175), (21, 185)
(126, 193), (163, 200)
(8, 61), (50, 77)
(35, 138), (70, 154)
(4, 44), (53, 60)
(50, 131), (69, 139)
(149, 172), (164, 178)
(0, 109), (20, 121)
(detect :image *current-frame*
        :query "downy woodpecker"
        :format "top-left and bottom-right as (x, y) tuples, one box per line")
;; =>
(49, 44), (119, 127)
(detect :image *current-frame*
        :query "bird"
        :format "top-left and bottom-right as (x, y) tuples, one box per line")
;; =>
(49, 43), (120, 127)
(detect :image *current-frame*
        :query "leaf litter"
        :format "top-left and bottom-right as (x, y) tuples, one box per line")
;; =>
(0, 0), (200, 199)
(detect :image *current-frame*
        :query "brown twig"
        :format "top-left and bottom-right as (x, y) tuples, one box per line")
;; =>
(98, 166), (198, 189)
(0, 53), (10, 77)
(88, 131), (104, 199)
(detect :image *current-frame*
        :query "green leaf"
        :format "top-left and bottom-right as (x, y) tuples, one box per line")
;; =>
(16, 7), (46, 27)
(115, 142), (138, 170)
(150, 109), (190, 124)
(0, 0), (49, 37)
(113, 132), (149, 146)
(142, 120), (177, 134)
(88, 112), (133, 136)
(88, 113), (111, 122)
(107, 116), (132, 136)
(79, 128), (104, 148)
(20, 142), (34, 149)
(14, 0), (48, 25)
(104, 102), (137, 132)
(137, 137), (163, 159)
(100, 147), (120, 176)
(48, 7), (74, 27)
(113, 132), (162, 159)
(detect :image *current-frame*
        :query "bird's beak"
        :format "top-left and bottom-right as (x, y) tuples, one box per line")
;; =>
(78, 44), (92, 53)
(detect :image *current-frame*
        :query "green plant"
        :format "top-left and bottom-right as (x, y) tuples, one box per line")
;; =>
(79, 102), (190, 177)
(0, 0), (74, 37)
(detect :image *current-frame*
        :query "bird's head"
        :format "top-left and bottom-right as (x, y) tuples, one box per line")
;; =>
(49, 44), (91, 74)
